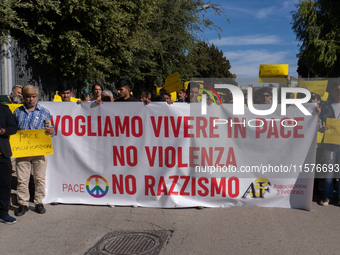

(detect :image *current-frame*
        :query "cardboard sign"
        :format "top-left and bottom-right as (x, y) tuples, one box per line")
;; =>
(259, 64), (289, 77)
(299, 80), (328, 97)
(324, 118), (340, 144)
(10, 129), (54, 158)
(164, 72), (183, 93)
(258, 64), (289, 85)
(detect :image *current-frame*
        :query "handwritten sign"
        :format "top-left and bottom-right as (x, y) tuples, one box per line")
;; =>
(258, 64), (289, 84)
(164, 72), (183, 93)
(299, 80), (328, 97)
(10, 129), (54, 158)
(259, 64), (289, 77)
(324, 118), (340, 144)
(6, 104), (23, 113)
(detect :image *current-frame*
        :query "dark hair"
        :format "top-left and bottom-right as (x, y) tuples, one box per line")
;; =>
(58, 82), (72, 93)
(116, 78), (132, 89)
(143, 89), (151, 96)
(140, 90), (151, 98)
(258, 87), (273, 96)
(161, 92), (171, 98)
(80, 92), (90, 101)
(310, 92), (321, 102)
(187, 82), (200, 91)
(92, 83), (104, 93)
(152, 95), (166, 101)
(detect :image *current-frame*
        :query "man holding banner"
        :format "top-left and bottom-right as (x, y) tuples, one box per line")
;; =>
(0, 104), (18, 224)
(115, 78), (138, 102)
(319, 82), (340, 205)
(13, 85), (54, 216)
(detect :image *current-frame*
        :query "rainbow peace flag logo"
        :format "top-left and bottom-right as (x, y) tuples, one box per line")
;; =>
(86, 175), (109, 198)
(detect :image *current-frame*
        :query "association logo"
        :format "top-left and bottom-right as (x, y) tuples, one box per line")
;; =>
(86, 175), (109, 198)
(241, 178), (271, 198)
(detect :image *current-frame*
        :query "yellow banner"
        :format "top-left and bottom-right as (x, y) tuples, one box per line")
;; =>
(324, 118), (340, 144)
(10, 129), (54, 158)
(6, 104), (23, 113)
(164, 72), (183, 93)
(298, 80), (328, 97)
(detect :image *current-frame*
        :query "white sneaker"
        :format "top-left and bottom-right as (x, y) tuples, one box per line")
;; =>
(320, 197), (330, 206)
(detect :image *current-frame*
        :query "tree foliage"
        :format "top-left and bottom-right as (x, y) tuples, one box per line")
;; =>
(0, 0), (231, 93)
(292, 0), (340, 77)
(187, 41), (234, 79)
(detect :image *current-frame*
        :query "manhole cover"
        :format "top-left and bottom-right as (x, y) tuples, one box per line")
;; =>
(85, 231), (171, 255)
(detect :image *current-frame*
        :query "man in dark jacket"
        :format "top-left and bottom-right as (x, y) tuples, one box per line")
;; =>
(0, 104), (18, 224)
(319, 82), (340, 205)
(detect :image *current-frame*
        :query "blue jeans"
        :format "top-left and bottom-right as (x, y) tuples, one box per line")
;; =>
(324, 149), (340, 198)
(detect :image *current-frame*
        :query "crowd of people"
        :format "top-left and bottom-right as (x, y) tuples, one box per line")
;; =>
(0, 78), (338, 225)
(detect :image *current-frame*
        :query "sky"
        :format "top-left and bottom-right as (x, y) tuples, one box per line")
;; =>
(202, 0), (301, 84)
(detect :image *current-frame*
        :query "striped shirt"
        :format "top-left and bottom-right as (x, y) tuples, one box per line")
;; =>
(14, 104), (54, 134)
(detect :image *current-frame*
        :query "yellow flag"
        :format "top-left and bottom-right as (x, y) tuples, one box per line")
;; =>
(6, 104), (23, 113)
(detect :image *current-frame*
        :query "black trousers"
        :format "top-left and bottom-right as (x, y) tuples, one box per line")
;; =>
(0, 154), (12, 216)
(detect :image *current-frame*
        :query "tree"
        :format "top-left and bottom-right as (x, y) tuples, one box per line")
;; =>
(1, 0), (156, 89)
(187, 41), (234, 79)
(0, 0), (229, 94)
(124, 0), (230, 94)
(292, 0), (340, 77)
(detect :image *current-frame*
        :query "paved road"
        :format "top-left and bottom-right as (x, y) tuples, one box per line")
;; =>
(0, 199), (339, 255)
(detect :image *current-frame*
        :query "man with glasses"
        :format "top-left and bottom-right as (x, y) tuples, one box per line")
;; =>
(258, 87), (273, 104)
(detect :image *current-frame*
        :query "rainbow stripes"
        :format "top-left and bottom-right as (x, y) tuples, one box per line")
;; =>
(86, 175), (109, 198)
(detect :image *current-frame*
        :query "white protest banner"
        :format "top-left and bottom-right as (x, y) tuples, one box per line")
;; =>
(41, 101), (317, 210)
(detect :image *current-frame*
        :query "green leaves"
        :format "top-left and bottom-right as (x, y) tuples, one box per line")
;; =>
(292, 0), (340, 77)
(1, 0), (231, 93)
